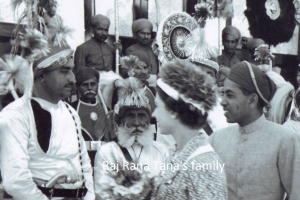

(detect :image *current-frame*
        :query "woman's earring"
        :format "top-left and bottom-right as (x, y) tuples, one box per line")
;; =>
(171, 114), (177, 119)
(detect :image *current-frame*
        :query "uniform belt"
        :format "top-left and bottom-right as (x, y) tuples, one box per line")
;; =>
(37, 186), (88, 198)
(85, 141), (105, 151)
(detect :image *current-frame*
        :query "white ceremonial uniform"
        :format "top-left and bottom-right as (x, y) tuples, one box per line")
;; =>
(0, 97), (95, 200)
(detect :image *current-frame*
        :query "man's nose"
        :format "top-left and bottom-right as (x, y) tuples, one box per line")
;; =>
(69, 71), (76, 84)
(132, 117), (141, 127)
(220, 96), (227, 106)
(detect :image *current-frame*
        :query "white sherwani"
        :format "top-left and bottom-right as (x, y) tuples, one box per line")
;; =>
(0, 97), (95, 200)
(94, 141), (169, 199)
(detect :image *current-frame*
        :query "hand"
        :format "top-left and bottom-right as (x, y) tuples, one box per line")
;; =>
(114, 40), (122, 52)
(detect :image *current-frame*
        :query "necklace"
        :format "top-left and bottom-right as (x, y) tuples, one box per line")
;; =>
(131, 146), (143, 162)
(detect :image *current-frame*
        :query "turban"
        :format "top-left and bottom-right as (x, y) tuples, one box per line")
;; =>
(90, 14), (110, 28)
(222, 26), (241, 40)
(32, 46), (74, 78)
(228, 61), (276, 104)
(132, 18), (153, 36)
(75, 68), (99, 86)
(247, 38), (265, 51)
(219, 67), (230, 77)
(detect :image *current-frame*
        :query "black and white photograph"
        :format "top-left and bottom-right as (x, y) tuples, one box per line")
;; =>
(0, 0), (300, 199)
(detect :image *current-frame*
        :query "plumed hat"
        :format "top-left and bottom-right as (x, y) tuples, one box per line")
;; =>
(114, 77), (151, 121)
(157, 59), (217, 114)
(222, 25), (241, 40)
(75, 68), (99, 86)
(132, 18), (153, 36)
(228, 61), (276, 106)
(90, 14), (110, 28)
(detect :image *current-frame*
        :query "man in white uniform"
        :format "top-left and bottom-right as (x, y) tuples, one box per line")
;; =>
(0, 46), (95, 199)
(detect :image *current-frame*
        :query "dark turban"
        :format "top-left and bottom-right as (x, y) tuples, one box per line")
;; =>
(90, 14), (110, 28)
(75, 68), (99, 86)
(228, 61), (276, 103)
(132, 18), (153, 36)
(222, 26), (241, 41)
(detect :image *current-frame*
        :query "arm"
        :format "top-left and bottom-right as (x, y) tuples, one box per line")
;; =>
(0, 111), (48, 200)
(278, 132), (300, 200)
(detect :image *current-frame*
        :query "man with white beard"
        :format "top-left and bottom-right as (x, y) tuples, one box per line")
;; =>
(93, 77), (169, 199)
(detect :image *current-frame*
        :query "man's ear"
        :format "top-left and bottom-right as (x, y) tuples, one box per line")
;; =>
(249, 93), (259, 108)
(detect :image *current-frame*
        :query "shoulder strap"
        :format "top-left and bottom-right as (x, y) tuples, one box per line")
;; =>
(185, 144), (214, 163)
(118, 145), (133, 162)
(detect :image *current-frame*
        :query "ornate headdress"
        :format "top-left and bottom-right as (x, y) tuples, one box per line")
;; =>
(157, 59), (217, 115)
(114, 77), (151, 117)
(155, 12), (199, 65)
(32, 46), (74, 78)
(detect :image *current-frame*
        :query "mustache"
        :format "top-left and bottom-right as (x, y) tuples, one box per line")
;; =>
(84, 91), (96, 95)
(117, 123), (152, 148)
(64, 83), (74, 88)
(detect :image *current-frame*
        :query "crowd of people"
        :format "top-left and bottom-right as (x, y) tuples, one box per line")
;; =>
(0, 2), (300, 199)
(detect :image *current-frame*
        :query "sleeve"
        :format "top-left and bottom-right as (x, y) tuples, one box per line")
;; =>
(278, 132), (300, 200)
(74, 45), (86, 73)
(0, 111), (48, 200)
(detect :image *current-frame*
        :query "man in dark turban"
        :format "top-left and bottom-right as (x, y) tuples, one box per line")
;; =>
(125, 18), (158, 74)
(217, 25), (241, 68)
(74, 14), (121, 72)
(209, 61), (300, 200)
(71, 68), (113, 166)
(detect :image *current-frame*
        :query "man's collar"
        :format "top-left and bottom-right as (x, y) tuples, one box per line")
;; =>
(222, 50), (236, 59)
(135, 42), (150, 48)
(239, 114), (266, 134)
(79, 97), (97, 105)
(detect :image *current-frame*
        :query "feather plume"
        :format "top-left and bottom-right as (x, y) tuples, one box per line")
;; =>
(160, 59), (217, 112)
(17, 28), (50, 60)
(120, 55), (139, 70)
(0, 55), (33, 99)
(114, 77), (150, 114)
(48, 24), (74, 47)
(190, 27), (218, 62)
(11, 0), (24, 13)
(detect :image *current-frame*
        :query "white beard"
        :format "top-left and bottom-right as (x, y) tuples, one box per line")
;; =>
(117, 125), (154, 148)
